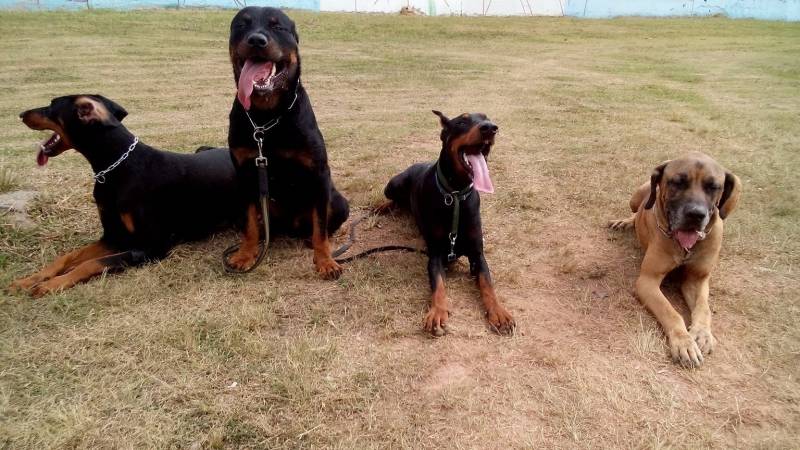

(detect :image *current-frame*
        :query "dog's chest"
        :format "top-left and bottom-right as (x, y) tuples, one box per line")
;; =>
(262, 153), (319, 199)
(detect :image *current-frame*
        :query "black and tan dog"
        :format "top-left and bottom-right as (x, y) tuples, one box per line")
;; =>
(225, 7), (348, 278)
(377, 111), (515, 336)
(609, 152), (741, 367)
(9, 95), (238, 297)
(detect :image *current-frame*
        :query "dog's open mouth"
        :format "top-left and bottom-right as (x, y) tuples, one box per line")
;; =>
(237, 59), (290, 110)
(673, 229), (704, 251)
(460, 141), (494, 193)
(36, 132), (63, 166)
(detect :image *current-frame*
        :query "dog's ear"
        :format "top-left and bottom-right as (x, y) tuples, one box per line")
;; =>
(644, 161), (669, 210)
(76, 96), (126, 125)
(93, 95), (128, 122)
(718, 171), (741, 219)
(432, 110), (449, 128)
(76, 98), (103, 124)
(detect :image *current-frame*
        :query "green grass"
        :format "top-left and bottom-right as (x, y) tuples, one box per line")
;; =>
(1, 9), (799, 449)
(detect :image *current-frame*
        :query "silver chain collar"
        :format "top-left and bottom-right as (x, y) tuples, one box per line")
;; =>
(243, 82), (300, 165)
(94, 136), (138, 184)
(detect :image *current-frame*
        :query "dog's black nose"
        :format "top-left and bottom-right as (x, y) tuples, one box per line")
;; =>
(247, 33), (268, 48)
(479, 121), (498, 135)
(684, 205), (708, 222)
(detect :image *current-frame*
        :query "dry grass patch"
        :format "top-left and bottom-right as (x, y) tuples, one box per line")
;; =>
(0, 10), (799, 449)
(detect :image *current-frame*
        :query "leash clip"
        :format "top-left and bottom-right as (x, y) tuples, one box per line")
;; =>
(255, 156), (268, 168)
(443, 193), (454, 206)
(95, 174), (106, 184)
(447, 232), (457, 261)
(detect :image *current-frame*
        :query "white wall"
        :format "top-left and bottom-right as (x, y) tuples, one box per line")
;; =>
(320, 0), (565, 16)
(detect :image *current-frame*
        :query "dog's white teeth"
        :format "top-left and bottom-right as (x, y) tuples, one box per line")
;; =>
(270, 64), (277, 77)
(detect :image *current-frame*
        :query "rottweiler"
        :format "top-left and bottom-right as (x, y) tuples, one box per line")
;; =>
(377, 111), (515, 336)
(9, 95), (238, 297)
(226, 7), (349, 279)
(609, 152), (742, 367)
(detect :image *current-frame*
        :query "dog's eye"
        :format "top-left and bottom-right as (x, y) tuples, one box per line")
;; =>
(239, 16), (252, 27)
(668, 178), (688, 189)
(271, 23), (286, 31)
(704, 182), (720, 192)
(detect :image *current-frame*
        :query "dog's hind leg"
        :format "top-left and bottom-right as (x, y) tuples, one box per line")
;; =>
(10, 241), (115, 292)
(608, 214), (636, 230)
(28, 250), (148, 297)
(328, 189), (350, 236)
(380, 163), (427, 212)
(609, 182), (651, 230)
(375, 173), (409, 214)
(629, 181), (651, 213)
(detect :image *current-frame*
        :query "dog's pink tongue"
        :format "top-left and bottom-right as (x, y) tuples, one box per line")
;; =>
(674, 230), (700, 250)
(36, 149), (48, 166)
(466, 154), (494, 193)
(237, 60), (272, 110)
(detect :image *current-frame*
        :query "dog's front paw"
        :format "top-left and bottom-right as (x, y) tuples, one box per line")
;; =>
(29, 278), (65, 298)
(423, 307), (449, 337)
(486, 305), (515, 335)
(315, 257), (343, 280)
(227, 246), (259, 271)
(669, 330), (704, 368)
(9, 275), (44, 293)
(689, 325), (717, 355)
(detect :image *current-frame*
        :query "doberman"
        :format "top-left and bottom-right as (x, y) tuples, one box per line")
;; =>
(9, 95), (239, 297)
(377, 111), (515, 336)
(226, 7), (349, 278)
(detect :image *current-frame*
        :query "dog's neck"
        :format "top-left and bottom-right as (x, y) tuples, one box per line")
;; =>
(437, 146), (473, 192)
(233, 78), (303, 124)
(73, 126), (139, 175)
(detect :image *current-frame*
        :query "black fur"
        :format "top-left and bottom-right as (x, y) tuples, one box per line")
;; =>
(20, 94), (239, 264)
(227, 7), (348, 250)
(382, 111), (513, 334)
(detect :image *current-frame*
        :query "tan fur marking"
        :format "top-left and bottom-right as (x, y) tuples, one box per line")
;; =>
(478, 273), (515, 334)
(447, 124), (482, 179)
(10, 241), (113, 294)
(311, 209), (342, 279)
(227, 204), (261, 271)
(424, 274), (449, 335)
(75, 96), (110, 124)
(29, 257), (111, 297)
(120, 213), (135, 234)
(231, 147), (258, 166)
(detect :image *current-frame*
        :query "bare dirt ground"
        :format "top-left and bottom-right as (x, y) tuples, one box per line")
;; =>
(0, 10), (798, 449)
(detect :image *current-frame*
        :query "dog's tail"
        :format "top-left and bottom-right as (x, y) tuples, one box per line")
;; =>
(195, 145), (219, 154)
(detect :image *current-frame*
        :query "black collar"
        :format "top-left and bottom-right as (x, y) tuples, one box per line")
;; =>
(434, 162), (473, 204)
